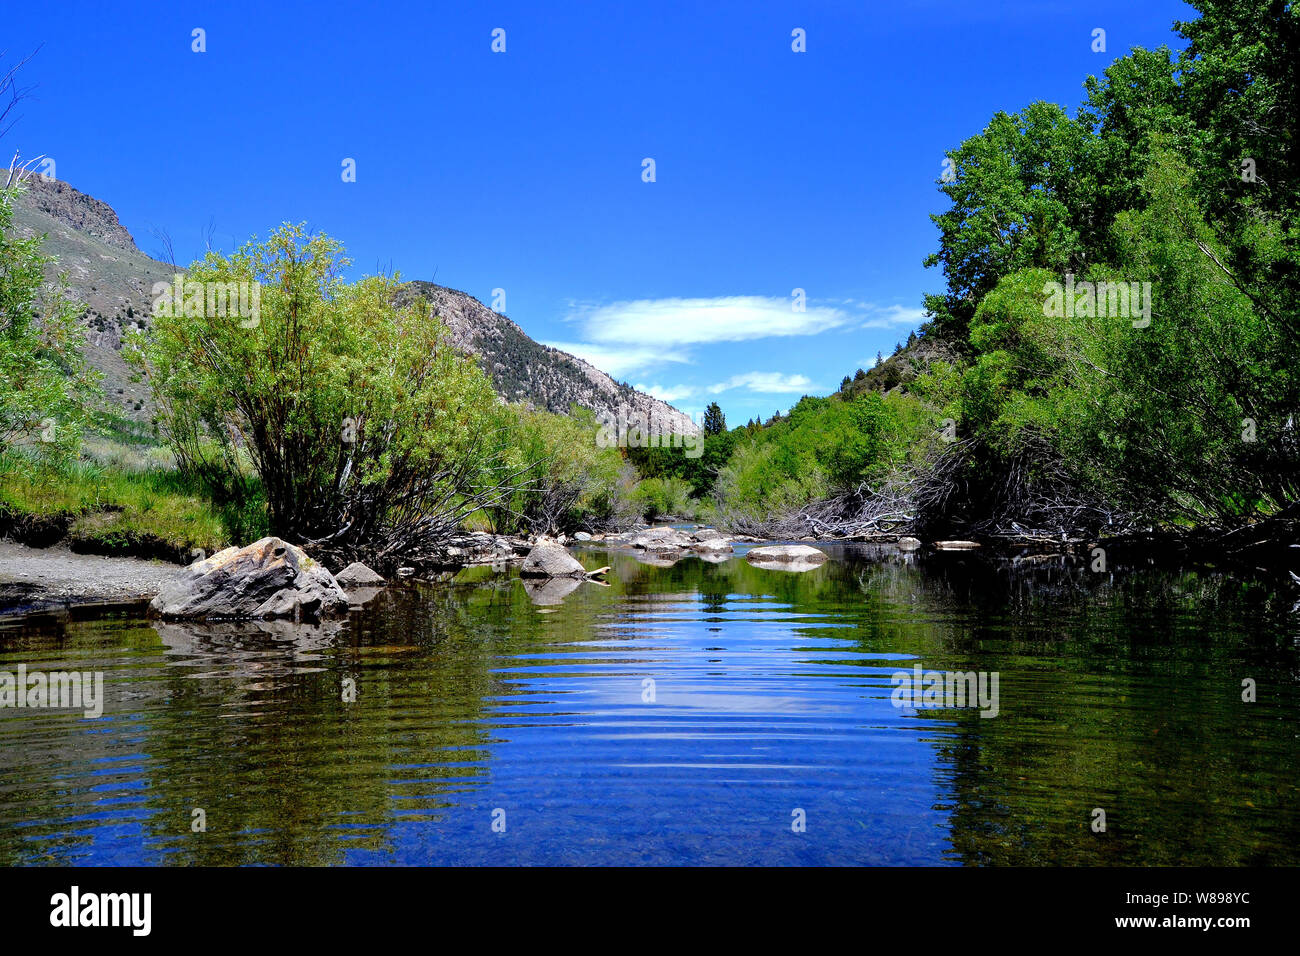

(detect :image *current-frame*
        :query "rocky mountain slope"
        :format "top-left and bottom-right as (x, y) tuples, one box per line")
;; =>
(9, 177), (696, 434)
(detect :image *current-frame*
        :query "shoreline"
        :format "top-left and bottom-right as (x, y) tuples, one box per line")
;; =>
(0, 541), (181, 618)
(4, 523), (1297, 620)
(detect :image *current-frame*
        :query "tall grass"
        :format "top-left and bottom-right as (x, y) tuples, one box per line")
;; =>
(0, 448), (258, 559)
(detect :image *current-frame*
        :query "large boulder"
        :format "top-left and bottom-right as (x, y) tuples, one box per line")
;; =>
(520, 542), (588, 578)
(149, 537), (349, 621)
(745, 544), (828, 565)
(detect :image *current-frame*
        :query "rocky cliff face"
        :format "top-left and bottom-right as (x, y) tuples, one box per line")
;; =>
(399, 281), (696, 432)
(9, 178), (696, 434)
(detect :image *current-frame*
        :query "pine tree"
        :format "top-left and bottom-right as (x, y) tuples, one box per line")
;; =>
(702, 401), (726, 436)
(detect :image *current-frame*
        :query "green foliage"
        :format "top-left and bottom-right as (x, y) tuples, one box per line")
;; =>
(910, 0), (1300, 534)
(0, 449), (232, 556)
(714, 391), (930, 526)
(133, 224), (504, 557)
(0, 185), (100, 460)
(624, 427), (739, 499)
(481, 405), (636, 534)
(631, 475), (695, 521)
(702, 401), (726, 436)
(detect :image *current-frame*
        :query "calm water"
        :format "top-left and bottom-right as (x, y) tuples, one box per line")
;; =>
(2, 542), (1298, 866)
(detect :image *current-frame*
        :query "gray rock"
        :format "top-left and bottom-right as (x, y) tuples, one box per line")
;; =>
(149, 537), (350, 621)
(574, 531), (592, 542)
(897, 537), (922, 551)
(691, 537), (734, 555)
(520, 542), (588, 578)
(631, 527), (695, 551)
(745, 544), (828, 565)
(336, 561), (386, 587)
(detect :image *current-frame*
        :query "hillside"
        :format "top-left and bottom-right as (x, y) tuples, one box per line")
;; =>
(9, 177), (696, 434)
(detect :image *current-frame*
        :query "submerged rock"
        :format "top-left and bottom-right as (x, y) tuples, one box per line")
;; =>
(520, 542), (588, 578)
(149, 537), (350, 621)
(745, 544), (828, 565)
(335, 562), (386, 587)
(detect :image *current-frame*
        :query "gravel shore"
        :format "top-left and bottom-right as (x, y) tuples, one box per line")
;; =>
(0, 541), (183, 615)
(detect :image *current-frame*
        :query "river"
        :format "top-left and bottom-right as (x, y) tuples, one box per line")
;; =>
(2, 542), (1297, 865)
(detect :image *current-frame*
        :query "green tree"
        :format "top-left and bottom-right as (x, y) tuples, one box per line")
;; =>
(0, 183), (98, 460)
(702, 401), (726, 436)
(134, 224), (509, 566)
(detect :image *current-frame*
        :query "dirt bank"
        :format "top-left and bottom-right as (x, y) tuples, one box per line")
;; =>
(0, 541), (183, 616)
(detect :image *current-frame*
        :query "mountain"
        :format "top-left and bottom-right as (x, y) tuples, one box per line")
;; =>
(9, 177), (696, 434)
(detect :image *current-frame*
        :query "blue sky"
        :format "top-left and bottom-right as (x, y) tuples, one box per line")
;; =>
(6, 0), (1192, 425)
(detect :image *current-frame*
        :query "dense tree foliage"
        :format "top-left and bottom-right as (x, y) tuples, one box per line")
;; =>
(714, 0), (1298, 542)
(0, 184), (98, 460)
(134, 225), (513, 565)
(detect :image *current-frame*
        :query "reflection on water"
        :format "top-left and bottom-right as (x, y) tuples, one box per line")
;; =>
(1, 544), (1298, 866)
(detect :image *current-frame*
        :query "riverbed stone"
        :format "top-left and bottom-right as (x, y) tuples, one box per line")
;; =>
(149, 536), (350, 621)
(897, 537), (922, 551)
(631, 527), (695, 551)
(692, 537), (734, 556)
(335, 561), (386, 587)
(520, 542), (588, 578)
(746, 544), (828, 565)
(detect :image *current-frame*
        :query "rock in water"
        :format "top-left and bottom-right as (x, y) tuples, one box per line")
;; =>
(745, 543), (827, 573)
(692, 537), (734, 556)
(631, 527), (695, 551)
(520, 542), (588, 578)
(149, 537), (350, 621)
(336, 561), (386, 587)
(745, 544), (828, 565)
(746, 544), (828, 563)
(897, 537), (922, 551)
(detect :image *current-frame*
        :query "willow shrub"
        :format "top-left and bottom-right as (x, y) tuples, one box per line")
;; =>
(134, 225), (506, 564)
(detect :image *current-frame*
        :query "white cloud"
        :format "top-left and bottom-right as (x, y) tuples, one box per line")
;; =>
(861, 304), (926, 329)
(570, 296), (848, 347)
(708, 372), (817, 395)
(542, 341), (692, 378)
(633, 382), (697, 403)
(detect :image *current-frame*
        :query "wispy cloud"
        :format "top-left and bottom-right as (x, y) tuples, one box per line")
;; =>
(542, 341), (691, 378)
(570, 296), (848, 348)
(708, 371), (817, 395)
(633, 382), (697, 403)
(860, 303), (926, 329)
